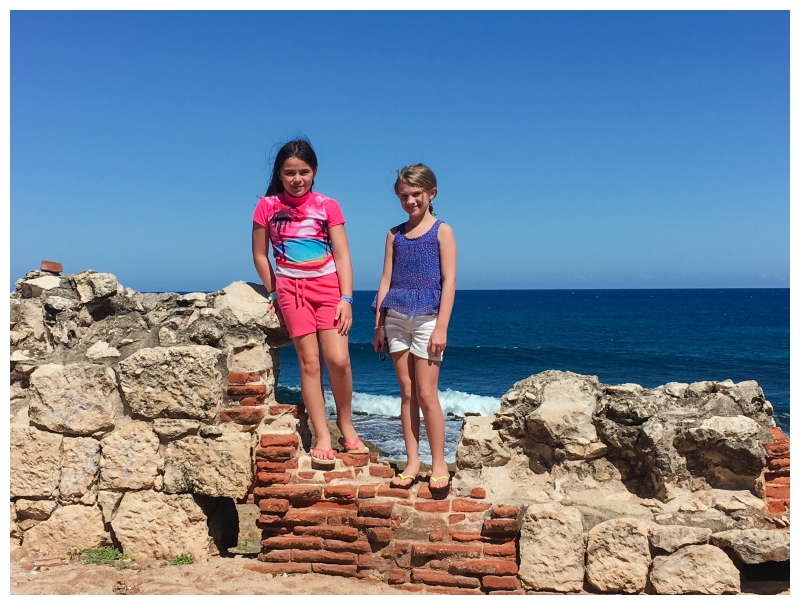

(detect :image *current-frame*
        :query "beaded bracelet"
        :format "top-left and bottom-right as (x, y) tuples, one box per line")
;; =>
(267, 291), (277, 302)
(340, 295), (353, 304)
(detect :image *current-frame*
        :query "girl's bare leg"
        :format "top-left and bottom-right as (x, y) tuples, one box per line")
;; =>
(414, 356), (448, 488)
(390, 349), (421, 487)
(317, 329), (358, 447)
(293, 333), (333, 460)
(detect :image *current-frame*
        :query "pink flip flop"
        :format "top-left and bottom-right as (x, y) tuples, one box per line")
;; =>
(311, 447), (335, 463)
(340, 437), (369, 453)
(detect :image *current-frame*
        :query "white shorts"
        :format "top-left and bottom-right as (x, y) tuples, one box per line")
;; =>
(384, 309), (442, 362)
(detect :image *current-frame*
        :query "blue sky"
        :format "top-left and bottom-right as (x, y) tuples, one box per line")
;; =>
(9, 10), (790, 292)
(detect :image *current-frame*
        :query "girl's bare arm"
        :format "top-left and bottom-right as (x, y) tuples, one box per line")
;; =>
(429, 223), (456, 357)
(329, 224), (353, 335)
(252, 222), (277, 317)
(372, 230), (395, 352)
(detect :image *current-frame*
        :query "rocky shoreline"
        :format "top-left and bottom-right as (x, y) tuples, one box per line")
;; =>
(9, 264), (790, 594)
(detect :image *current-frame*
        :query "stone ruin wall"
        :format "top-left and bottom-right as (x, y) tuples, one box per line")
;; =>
(9, 264), (791, 594)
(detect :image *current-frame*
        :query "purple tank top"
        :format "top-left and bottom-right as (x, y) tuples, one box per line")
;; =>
(372, 220), (442, 317)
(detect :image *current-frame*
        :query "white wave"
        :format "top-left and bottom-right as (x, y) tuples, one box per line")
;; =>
(323, 388), (500, 418)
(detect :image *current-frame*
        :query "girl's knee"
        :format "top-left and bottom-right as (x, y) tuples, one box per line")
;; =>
(297, 354), (321, 376)
(325, 353), (351, 376)
(416, 388), (440, 412)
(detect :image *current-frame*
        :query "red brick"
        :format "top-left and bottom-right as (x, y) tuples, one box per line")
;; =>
(448, 514), (466, 524)
(227, 384), (267, 396)
(416, 482), (433, 499)
(765, 470), (790, 481)
(768, 476), (791, 485)
(766, 427), (788, 441)
(261, 535), (323, 550)
(300, 501), (358, 511)
(482, 519), (519, 535)
(311, 563), (359, 577)
(376, 485), (412, 499)
(484, 541), (517, 558)
(470, 487), (486, 499)
(411, 569), (481, 588)
(358, 484), (378, 499)
(269, 404), (297, 415)
(367, 528), (392, 543)
(482, 575), (520, 590)
(393, 515), (408, 527)
(388, 569), (407, 584)
(221, 407), (265, 424)
(324, 486), (357, 500)
(450, 559), (519, 576)
(291, 549), (357, 565)
(767, 458), (791, 472)
(411, 543), (482, 559)
(357, 554), (390, 569)
(297, 471), (317, 480)
(451, 499), (491, 513)
(323, 470), (354, 482)
(767, 500), (789, 514)
(429, 531), (444, 542)
(256, 461), (287, 472)
(336, 453), (370, 467)
(258, 498), (290, 514)
(368, 452), (379, 462)
(414, 500), (450, 513)
(327, 510), (359, 526)
(489, 589), (526, 595)
(254, 485), (323, 500)
(393, 585), (424, 592)
(246, 494), (255, 504)
(257, 549), (291, 562)
(394, 541), (410, 554)
(228, 371), (262, 384)
(323, 539), (372, 553)
(255, 447), (296, 462)
(450, 531), (484, 542)
(284, 457), (299, 469)
(765, 484), (790, 499)
(239, 395), (266, 406)
(491, 506), (519, 519)
(368, 465), (395, 478)
(257, 472), (290, 486)
(358, 501), (393, 518)
(261, 433), (300, 448)
(283, 509), (327, 525)
(294, 525), (359, 541)
(244, 562), (311, 575)
(764, 441), (790, 457)
(256, 514), (285, 527)
(40, 260), (63, 274)
(350, 516), (392, 529)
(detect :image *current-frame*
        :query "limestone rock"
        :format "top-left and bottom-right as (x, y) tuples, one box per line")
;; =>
(84, 341), (121, 360)
(709, 528), (790, 564)
(29, 363), (119, 435)
(22, 505), (109, 555)
(585, 518), (651, 594)
(455, 414), (511, 470)
(59, 437), (101, 504)
(14, 499), (58, 521)
(117, 346), (222, 421)
(214, 281), (281, 330)
(518, 502), (585, 593)
(650, 545), (740, 594)
(44, 295), (74, 313)
(152, 418), (201, 440)
(649, 524), (712, 553)
(163, 432), (253, 499)
(97, 491), (124, 523)
(10, 425), (63, 498)
(99, 421), (161, 490)
(20, 275), (62, 298)
(74, 271), (121, 302)
(111, 491), (210, 562)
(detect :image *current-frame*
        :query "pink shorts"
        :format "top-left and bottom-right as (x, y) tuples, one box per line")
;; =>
(276, 272), (342, 338)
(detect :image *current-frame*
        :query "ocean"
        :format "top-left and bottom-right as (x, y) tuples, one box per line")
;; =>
(275, 289), (789, 463)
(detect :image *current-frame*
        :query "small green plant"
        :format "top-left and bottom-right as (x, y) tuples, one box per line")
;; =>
(170, 553), (195, 565)
(82, 547), (132, 567)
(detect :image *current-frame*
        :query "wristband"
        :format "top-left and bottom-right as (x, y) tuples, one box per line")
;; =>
(267, 291), (277, 302)
(340, 295), (353, 304)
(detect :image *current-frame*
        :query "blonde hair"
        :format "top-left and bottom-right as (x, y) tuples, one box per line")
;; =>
(394, 164), (438, 215)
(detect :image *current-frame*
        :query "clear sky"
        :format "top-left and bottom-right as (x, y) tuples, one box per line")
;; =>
(9, 9), (790, 292)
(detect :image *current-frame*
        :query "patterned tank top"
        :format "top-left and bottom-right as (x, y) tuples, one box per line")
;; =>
(372, 220), (442, 317)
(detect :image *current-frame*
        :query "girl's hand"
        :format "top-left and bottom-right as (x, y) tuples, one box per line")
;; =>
(265, 300), (278, 320)
(372, 328), (386, 353)
(428, 326), (447, 358)
(335, 300), (352, 336)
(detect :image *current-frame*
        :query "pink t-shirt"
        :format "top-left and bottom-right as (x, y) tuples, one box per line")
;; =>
(252, 190), (345, 279)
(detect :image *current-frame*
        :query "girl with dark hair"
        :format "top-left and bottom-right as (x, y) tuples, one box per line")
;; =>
(252, 139), (365, 462)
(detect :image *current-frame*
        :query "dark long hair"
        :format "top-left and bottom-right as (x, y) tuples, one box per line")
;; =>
(266, 139), (318, 196)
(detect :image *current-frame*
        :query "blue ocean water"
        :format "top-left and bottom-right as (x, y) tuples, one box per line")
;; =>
(276, 289), (789, 462)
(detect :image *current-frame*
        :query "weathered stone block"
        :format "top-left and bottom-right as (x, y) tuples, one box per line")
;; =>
(22, 505), (109, 555)
(10, 425), (63, 498)
(99, 421), (161, 490)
